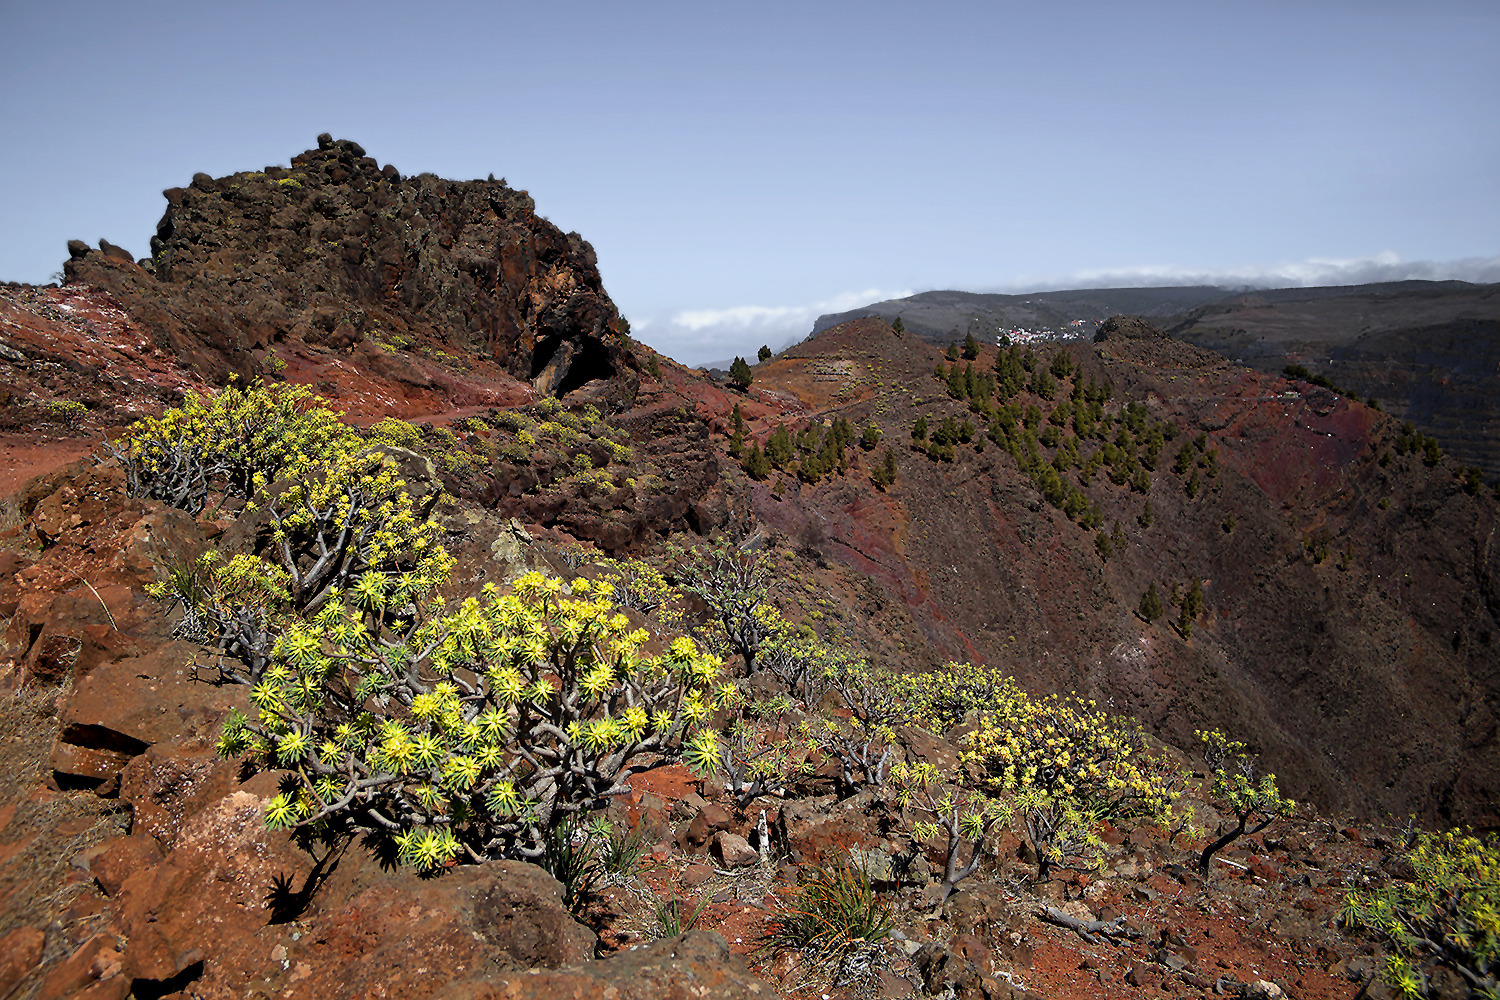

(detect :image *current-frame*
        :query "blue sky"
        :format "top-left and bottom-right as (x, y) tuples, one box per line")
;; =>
(2, 1), (1497, 364)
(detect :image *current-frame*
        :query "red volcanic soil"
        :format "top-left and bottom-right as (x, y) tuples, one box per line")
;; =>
(0, 434), (95, 501)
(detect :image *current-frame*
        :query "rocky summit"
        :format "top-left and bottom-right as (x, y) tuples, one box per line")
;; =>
(1, 139), (1498, 1000)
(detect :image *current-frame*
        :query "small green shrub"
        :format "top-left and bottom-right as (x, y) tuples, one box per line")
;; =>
(599, 818), (652, 876)
(367, 417), (423, 449)
(763, 855), (892, 972)
(496, 411), (531, 433)
(544, 817), (606, 911)
(45, 399), (87, 430)
(653, 893), (710, 939)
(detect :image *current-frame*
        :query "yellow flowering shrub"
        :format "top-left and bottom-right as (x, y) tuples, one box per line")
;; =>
(134, 387), (451, 683)
(110, 381), (355, 515)
(1342, 829), (1500, 998)
(367, 416), (423, 449)
(887, 662), (1180, 881)
(705, 607), (906, 800)
(891, 761), (1012, 906)
(218, 572), (730, 869)
(675, 540), (775, 669)
(889, 660), (1016, 733)
(1195, 729), (1293, 873)
(960, 680), (1176, 817)
(597, 557), (677, 617)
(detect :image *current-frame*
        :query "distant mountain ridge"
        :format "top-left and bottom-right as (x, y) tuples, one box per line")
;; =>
(811, 285), (1237, 344)
(813, 280), (1500, 477)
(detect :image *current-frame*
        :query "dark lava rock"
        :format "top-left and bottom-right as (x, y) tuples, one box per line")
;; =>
(63, 136), (636, 400)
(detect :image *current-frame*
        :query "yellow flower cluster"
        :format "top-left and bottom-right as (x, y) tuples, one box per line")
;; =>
(220, 570), (729, 870)
(367, 417), (423, 450)
(959, 675), (1175, 819)
(118, 381), (356, 512)
(888, 661), (1017, 733)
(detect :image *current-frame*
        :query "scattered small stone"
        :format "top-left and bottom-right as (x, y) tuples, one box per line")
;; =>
(709, 830), (758, 868)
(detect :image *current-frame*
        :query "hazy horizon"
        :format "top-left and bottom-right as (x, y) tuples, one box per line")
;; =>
(3, 1), (1496, 365)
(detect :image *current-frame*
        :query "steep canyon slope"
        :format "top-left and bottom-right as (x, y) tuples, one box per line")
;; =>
(727, 317), (1500, 829)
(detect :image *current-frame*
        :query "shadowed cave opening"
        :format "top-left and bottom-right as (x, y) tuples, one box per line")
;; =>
(531, 334), (615, 397)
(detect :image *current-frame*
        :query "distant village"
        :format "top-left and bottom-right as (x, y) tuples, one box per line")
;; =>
(991, 317), (1099, 346)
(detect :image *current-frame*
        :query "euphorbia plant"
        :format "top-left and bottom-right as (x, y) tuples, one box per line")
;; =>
(219, 573), (730, 869)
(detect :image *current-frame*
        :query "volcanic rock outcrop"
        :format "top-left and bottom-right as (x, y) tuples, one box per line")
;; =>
(62, 134), (633, 402)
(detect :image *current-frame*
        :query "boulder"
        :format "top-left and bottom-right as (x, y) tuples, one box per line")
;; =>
(49, 642), (248, 791)
(88, 834), (165, 896)
(98, 240), (135, 263)
(113, 777), (314, 983)
(118, 744), (240, 846)
(0, 927), (45, 998)
(912, 942), (1025, 1000)
(710, 830), (758, 869)
(244, 860), (597, 999)
(678, 802), (733, 853)
(35, 932), (128, 1000)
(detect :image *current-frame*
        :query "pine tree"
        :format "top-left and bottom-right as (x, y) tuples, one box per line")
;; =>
(728, 403), (747, 458)
(757, 344), (772, 362)
(912, 415), (928, 441)
(860, 423), (882, 450)
(948, 363), (967, 400)
(891, 317), (905, 335)
(1177, 602), (1194, 640)
(1139, 582), (1164, 623)
(766, 424), (795, 468)
(962, 331), (980, 360)
(934, 415), (960, 448)
(1030, 367), (1057, 401)
(744, 442), (771, 480)
(1185, 578), (1204, 619)
(729, 356), (753, 390)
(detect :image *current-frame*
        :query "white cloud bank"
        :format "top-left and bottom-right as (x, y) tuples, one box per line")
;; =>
(638, 287), (912, 366)
(998, 252), (1500, 295)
